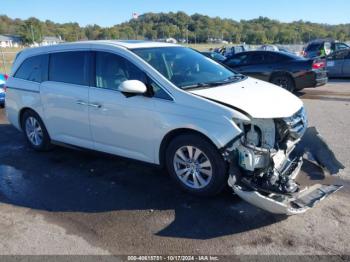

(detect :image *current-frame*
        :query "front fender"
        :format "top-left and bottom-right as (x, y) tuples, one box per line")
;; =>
(154, 114), (242, 165)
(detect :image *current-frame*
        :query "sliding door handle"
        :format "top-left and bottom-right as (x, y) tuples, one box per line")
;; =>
(76, 100), (88, 106)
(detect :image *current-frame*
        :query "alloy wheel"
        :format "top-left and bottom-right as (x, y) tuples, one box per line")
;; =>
(173, 145), (213, 189)
(25, 116), (43, 146)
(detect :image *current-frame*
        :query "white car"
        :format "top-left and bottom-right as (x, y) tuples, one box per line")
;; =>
(5, 41), (340, 215)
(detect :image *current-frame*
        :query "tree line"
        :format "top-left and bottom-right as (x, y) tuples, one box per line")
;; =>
(1, 12), (350, 44)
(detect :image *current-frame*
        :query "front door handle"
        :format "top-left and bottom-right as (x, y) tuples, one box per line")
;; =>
(89, 103), (102, 108)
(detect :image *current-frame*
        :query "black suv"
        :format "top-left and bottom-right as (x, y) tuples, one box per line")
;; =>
(303, 39), (349, 58)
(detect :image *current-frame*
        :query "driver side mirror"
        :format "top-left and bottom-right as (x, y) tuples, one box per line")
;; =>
(118, 80), (147, 96)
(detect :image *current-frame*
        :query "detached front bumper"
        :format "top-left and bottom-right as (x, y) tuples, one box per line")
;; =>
(231, 183), (342, 215)
(226, 111), (342, 215)
(228, 154), (342, 215)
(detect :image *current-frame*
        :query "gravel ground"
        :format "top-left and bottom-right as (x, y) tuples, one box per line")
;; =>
(0, 79), (349, 257)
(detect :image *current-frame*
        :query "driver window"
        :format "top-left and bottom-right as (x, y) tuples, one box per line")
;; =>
(336, 43), (348, 51)
(95, 52), (146, 91)
(330, 50), (347, 60)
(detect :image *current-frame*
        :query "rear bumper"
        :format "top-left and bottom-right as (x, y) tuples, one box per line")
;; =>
(314, 73), (328, 87)
(295, 70), (328, 90)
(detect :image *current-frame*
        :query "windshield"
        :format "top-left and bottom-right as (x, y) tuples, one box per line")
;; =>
(132, 47), (241, 89)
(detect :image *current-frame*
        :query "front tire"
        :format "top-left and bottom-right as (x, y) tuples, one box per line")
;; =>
(165, 134), (228, 196)
(21, 110), (52, 151)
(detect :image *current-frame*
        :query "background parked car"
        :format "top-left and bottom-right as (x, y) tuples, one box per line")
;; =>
(303, 39), (349, 58)
(201, 51), (227, 62)
(0, 73), (7, 108)
(259, 44), (295, 54)
(223, 45), (250, 58)
(223, 50), (327, 92)
(259, 44), (279, 51)
(326, 48), (350, 77)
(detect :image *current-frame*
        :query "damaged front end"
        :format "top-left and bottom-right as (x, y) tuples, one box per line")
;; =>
(225, 107), (342, 215)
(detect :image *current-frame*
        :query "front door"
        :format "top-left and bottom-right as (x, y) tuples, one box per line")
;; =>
(342, 50), (350, 76)
(326, 50), (346, 77)
(88, 51), (157, 163)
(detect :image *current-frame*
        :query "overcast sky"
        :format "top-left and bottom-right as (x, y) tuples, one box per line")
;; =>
(2, 0), (350, 26)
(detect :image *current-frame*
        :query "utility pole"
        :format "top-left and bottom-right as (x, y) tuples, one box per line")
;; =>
(0, 47), (7, 74)
(30, 24), (35, 44)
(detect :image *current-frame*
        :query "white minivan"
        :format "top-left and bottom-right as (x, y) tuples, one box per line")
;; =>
(5, 41), (340, 214)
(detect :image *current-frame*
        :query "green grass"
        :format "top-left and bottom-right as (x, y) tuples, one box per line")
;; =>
(183, 43), (228, 51)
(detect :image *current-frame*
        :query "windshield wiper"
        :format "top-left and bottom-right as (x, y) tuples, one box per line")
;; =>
(182, 74), (246, 90)
(181, 82), (216, 90)
(224, 74), (246, 82)
(204, 74), (246, 86)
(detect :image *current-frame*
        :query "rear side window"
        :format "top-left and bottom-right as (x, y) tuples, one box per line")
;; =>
(249, 53), (265, 64)
(14, 55), (48, 83)
(226, 53), (250, 66)
(49, 51), (89, 85)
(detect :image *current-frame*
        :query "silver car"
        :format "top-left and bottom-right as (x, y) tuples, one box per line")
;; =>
(327, 49), (350, 77)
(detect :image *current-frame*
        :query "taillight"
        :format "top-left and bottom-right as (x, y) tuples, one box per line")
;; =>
(312, 60), (326, 70)
(3, 74), (8, 92)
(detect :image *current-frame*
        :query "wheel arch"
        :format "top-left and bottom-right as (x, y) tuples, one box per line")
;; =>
(158, 128), (222, 168)
(269, 71), (296, 87)
(18, 107), (42, 130)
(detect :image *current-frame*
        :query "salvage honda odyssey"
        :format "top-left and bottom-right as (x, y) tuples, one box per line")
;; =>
(5, 41), (340, 215)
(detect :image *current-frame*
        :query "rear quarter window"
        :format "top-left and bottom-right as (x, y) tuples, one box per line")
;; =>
(14, 55), (48, 83)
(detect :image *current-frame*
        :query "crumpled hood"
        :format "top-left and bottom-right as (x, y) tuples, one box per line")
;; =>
(189, 77), (303, 118)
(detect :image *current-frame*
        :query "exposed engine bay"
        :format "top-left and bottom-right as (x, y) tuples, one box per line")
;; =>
(225, 107), (343, 215)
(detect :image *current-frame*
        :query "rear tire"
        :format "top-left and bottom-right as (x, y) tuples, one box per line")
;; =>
(271, 74), (295, 92)
(21, 110), (52, 151)
(165, 134), (228, 196)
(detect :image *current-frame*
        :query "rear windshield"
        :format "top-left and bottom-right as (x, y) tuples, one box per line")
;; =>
(306, 43), (322, 51)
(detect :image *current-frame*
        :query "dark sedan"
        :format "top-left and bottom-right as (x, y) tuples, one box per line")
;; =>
(223, 51), (328, 92)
